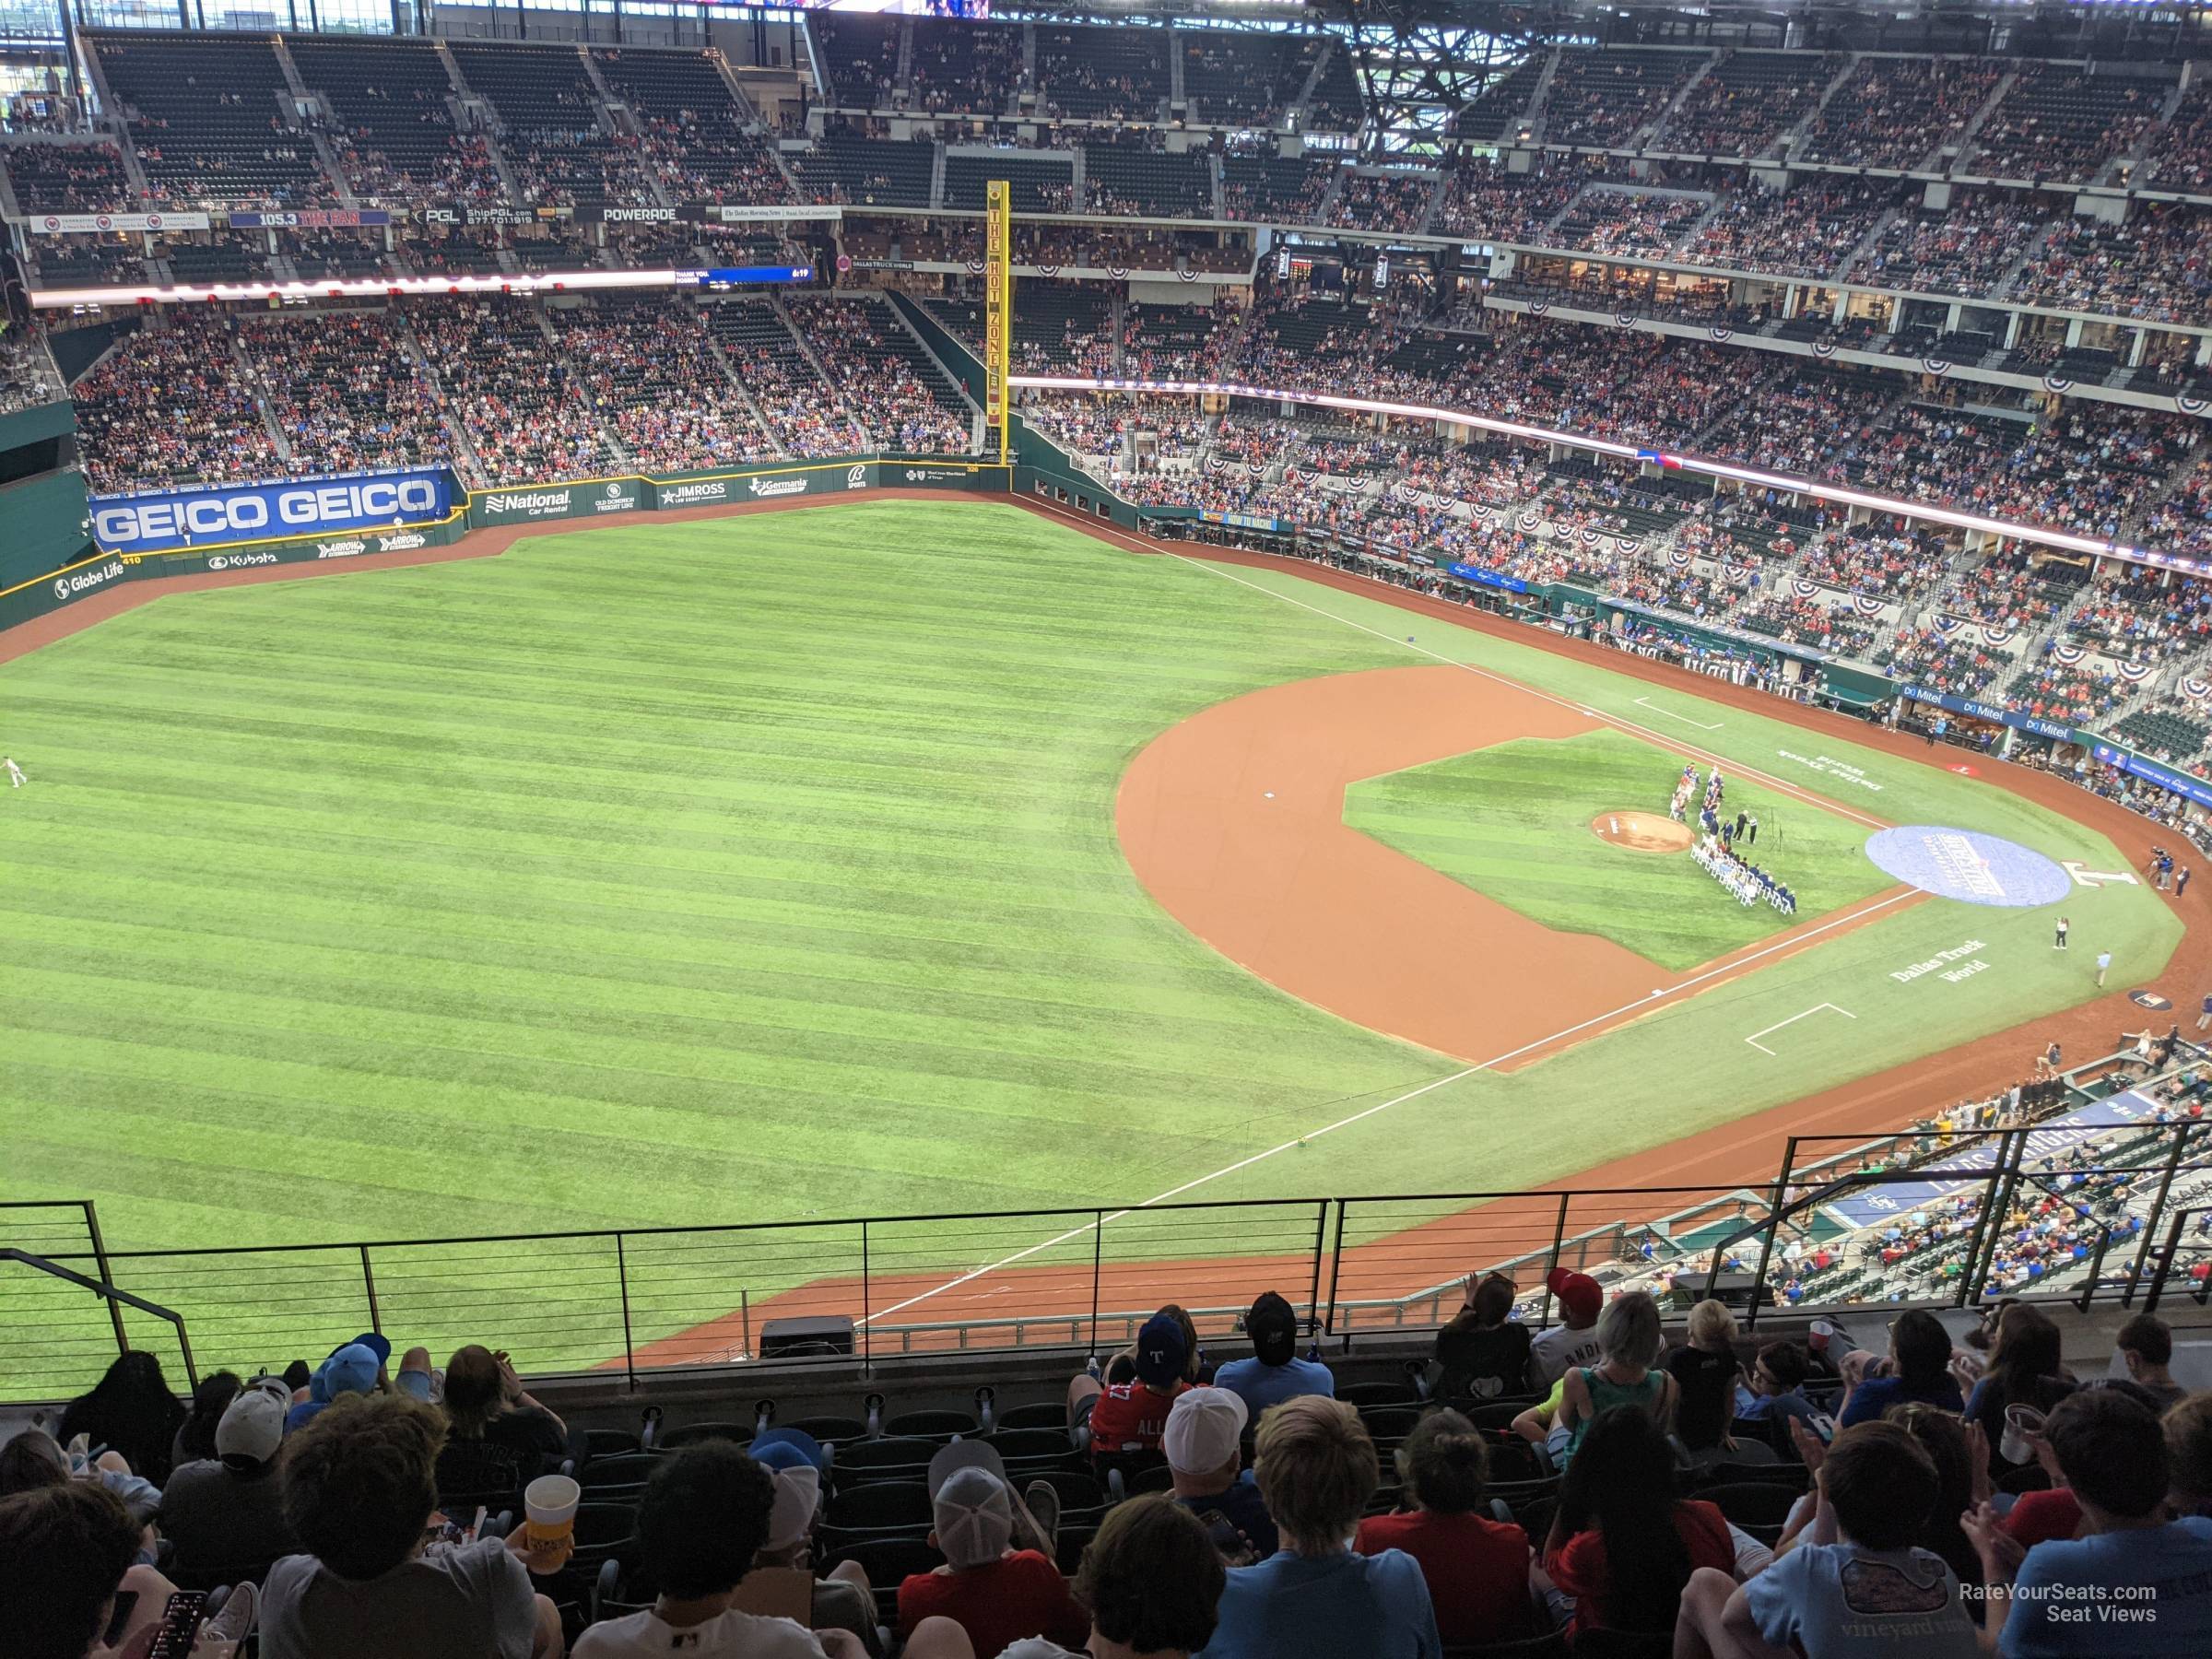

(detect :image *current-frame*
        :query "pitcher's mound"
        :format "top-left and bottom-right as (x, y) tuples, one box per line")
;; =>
(1592, 812), (1693, 853)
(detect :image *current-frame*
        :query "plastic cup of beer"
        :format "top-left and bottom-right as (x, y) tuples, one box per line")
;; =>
(2000, 1404), (2046, 1467)
(524, 1474), (580, 1550)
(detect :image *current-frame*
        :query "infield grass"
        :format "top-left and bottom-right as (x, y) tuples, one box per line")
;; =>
(0, 500), (2183, 1389)
(1344, 728), (1895, 971)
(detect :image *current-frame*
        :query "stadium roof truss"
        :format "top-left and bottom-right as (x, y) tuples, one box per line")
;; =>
(1343, 18), (1532, 152)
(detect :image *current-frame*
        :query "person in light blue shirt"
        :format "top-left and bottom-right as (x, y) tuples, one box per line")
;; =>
(1196, 1396), (1439, 1659)
(1966, 1389), (2212, 1658)
(1211, 1291), (1335, 1418)
(1677, 1419), (1978, 1659)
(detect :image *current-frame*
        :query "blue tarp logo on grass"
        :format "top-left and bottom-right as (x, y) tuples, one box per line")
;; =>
(1865, 827), (2071, 908)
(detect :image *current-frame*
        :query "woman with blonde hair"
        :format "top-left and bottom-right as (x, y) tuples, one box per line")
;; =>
(1554, 1290), (1676, 1469)
(1199, 1397), (1441, 1658)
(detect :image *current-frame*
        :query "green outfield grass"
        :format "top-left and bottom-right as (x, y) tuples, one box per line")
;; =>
(0, 500), (2183, 1387)
(1343, 727), (1896, 970)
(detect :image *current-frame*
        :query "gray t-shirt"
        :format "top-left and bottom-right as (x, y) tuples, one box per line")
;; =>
(1530, 1324), (1603, 1387)
(158, 1459), (293, 1575)
(260, 1535), (538, 1659)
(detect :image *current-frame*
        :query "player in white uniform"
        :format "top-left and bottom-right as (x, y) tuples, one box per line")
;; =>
(3, 757), (23, 788)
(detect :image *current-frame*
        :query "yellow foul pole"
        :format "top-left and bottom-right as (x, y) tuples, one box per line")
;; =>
(984, 179), (1013, 467)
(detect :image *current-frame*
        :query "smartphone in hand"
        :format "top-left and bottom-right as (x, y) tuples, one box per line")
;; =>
(143, 1592), (209, 1659)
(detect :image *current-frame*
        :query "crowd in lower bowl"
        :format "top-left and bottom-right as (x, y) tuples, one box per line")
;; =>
(4, 1277), (2207, 1659)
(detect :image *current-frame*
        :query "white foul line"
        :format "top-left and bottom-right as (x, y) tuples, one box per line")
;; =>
(860, 886), (1916, 1328)
(863, 502), (1901, 1331)
(1021, 502), (1871, 824)
(1635, 695), (1724, 732)
(1745, 1002), (1858, 1056)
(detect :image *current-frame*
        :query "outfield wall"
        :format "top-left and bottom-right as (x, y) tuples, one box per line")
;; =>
(1, 456), (1005, 639)
(14, 455), (2209, 824)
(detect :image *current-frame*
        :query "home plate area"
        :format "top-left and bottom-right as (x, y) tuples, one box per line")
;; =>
(1591, 811), (1693, 853)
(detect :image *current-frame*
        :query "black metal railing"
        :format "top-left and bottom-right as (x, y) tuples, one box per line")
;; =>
(6, 1101), (2207, 1402)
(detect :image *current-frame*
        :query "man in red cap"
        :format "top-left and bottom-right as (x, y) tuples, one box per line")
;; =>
(1531, 1267), (1605, 1387)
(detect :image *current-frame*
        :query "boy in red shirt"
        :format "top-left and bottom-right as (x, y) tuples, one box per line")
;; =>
(1072, 1312), (1193, 1461)
(897, 1444), (1085, 1656)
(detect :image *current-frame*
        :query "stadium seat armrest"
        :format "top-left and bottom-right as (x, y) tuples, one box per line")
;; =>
(593, 1556), (620, 1624)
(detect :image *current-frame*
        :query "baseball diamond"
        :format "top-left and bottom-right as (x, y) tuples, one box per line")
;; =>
(1, 497), (2183, 1281)
(6, 18), (2212, 1644)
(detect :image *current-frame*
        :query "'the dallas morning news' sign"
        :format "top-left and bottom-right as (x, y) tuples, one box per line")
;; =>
(89, 470), (456, 555)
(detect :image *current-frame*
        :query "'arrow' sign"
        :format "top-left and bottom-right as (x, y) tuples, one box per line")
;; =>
(2063, 861), (2140, 888)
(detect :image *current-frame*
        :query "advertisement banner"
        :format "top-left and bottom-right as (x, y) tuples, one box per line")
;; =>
(2091, 744), (2212, 812)
(650, 462), (875, 510)
(1446, 561), (1529, 594)
(715, 206), (843, 225)
(89, 469), (457, 556)
(1901, 685), (2081, 747)
(471, 477), (645, 526)
(229, 210), (391, 229)
(422, 206), (544, 226)
(0, 553), (125, 633)
(125, 518), (465, 577)
(29, 211), (209, 235)
(887, 462), (995, 489)
(576, 206), (694, 226)
(681, 265), (815, 288)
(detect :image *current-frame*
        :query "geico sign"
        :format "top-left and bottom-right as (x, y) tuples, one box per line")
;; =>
(94, 479), (440, 546)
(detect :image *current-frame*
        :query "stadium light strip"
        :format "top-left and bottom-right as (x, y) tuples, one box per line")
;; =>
(28, 267), (688, 310)
(1013, 374), (2198, 576)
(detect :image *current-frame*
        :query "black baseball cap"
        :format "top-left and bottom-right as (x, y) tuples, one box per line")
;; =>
(1247, 1290), (1298, 1367)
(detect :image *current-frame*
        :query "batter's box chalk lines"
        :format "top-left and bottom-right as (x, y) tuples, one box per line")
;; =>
(1634, 695), (1724, 731)
(1745, 1002), (1857, 1056)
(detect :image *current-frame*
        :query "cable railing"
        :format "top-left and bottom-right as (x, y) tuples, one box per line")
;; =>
(1, 1249), (198, 1391)
(6, 1074), (2209, 1402)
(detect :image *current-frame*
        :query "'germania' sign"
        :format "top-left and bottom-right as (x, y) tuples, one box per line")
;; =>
(89, 469), (455, 556)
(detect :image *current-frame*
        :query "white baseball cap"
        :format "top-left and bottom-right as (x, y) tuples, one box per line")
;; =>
(215, 1383), (288, 1465)
(931, 1465), (1015, 1569)
(1162, 1385), (1248, 1476)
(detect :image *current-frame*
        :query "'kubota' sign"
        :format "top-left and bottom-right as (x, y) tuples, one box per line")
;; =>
(90, 469), (455, 556)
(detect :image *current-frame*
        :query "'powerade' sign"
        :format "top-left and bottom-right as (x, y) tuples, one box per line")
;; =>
(90, 470), (454, 556)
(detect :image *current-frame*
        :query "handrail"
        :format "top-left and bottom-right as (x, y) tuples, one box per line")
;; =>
(5, 1105), (2206, 1401)
(0, 1249), (197, 1390)
(2142, 1206), (2212, 1313)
